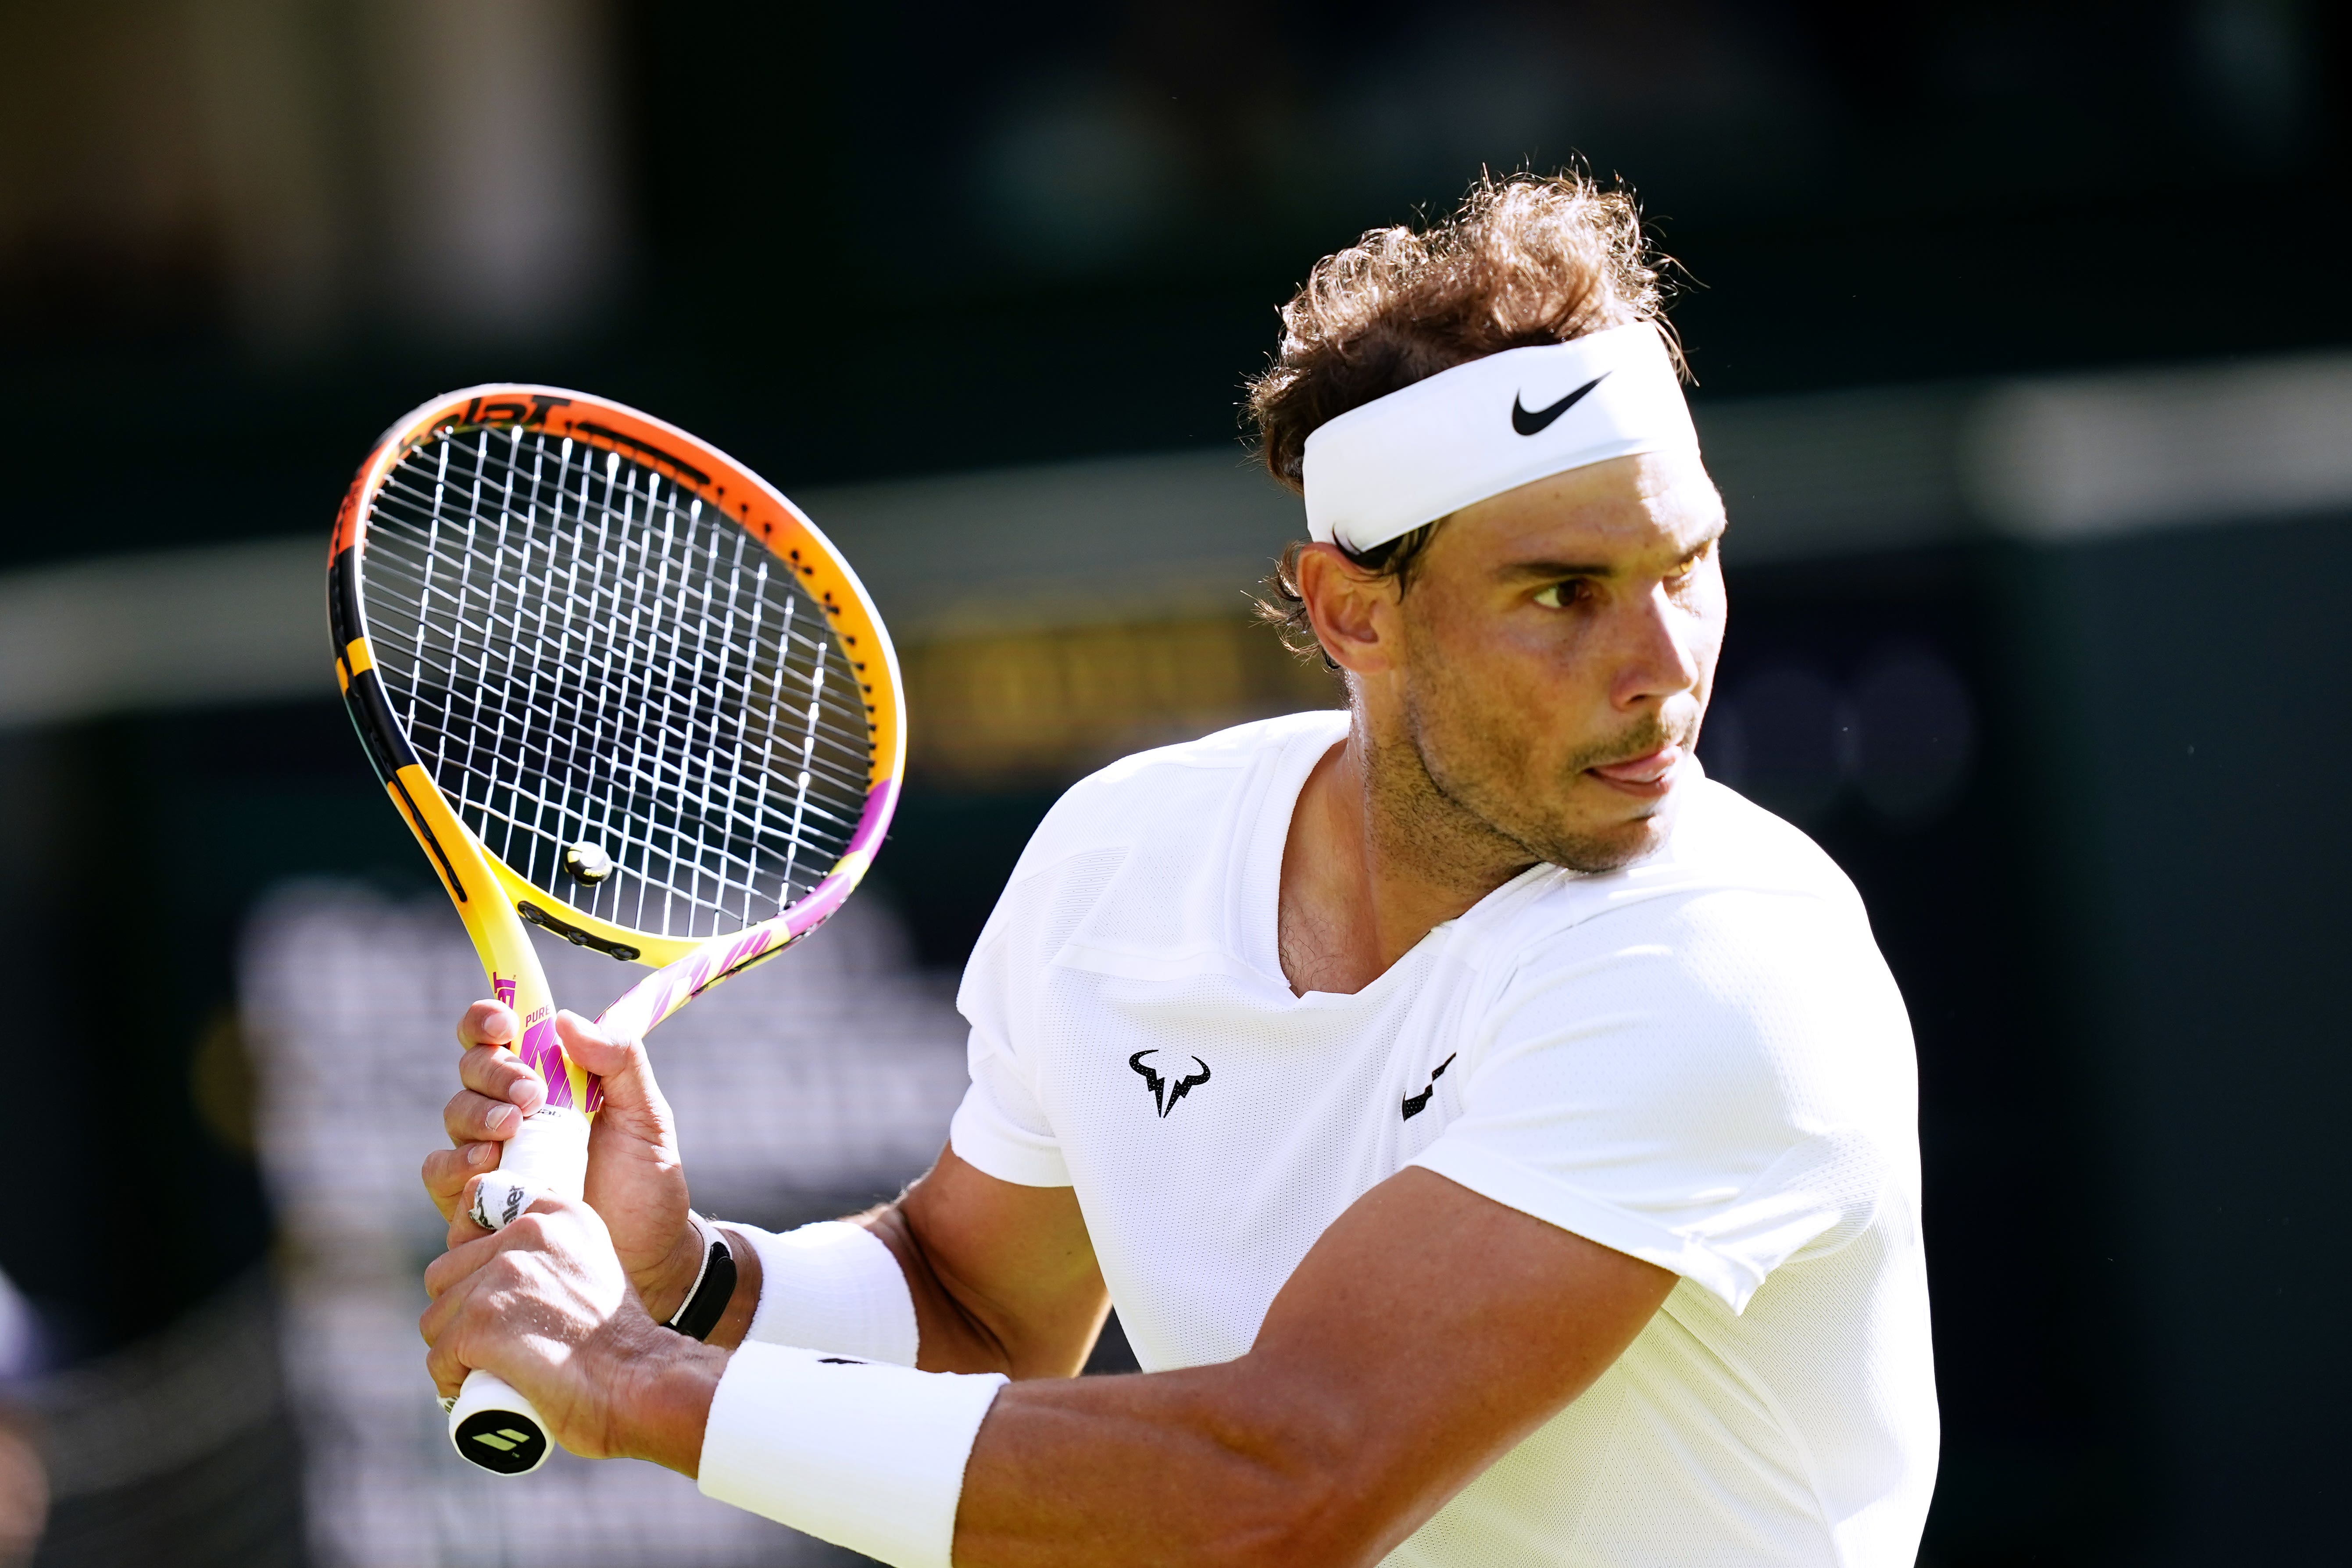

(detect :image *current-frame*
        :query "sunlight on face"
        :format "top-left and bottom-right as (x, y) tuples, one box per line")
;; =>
(1393, 451), (1728, 872)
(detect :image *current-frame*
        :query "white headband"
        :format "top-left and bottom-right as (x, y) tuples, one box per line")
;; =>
(1301, 321), (1700, 555)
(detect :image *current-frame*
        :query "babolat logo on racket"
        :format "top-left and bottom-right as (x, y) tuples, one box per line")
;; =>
(453, 1411), (548, 1475)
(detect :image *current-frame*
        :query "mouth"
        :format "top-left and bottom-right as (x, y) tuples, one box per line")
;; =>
(1583, 743), (1683, 799)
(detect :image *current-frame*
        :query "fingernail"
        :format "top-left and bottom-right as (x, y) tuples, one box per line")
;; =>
(491, 1106), (518, 1133)
(468, 1142), (494, 1167)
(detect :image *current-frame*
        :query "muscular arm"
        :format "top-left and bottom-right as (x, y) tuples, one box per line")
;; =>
(424, 1068), (1669, 1566)
(641, 1155), (1669, 1567)
(699, 1146), (1110, 1380)
(869, 1147), (1112, 1379)
(944, 1165), (1670, 1567)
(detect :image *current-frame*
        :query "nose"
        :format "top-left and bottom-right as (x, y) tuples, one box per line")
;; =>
(1608, 581), (1702, 714)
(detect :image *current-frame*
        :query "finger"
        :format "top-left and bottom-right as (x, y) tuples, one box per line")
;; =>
(447, 1206), (492, 1250)
(550, 1010), (636, 1078)
(458, 1000), (520, 1051)
(427, 1338), (468, 1405)
(443, 1087), (528, 1147)
(423, 1225), (507, 1303)
(421, 1263), (496, 1399)
(555, 1012), (670, 1121)
(458, 1045), (545, 1115)
(458, 1000), (519, 1051)
(423, 1142), (501, 1224)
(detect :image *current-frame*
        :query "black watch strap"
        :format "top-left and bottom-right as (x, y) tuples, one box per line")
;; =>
(665, 1219), (738, 1342)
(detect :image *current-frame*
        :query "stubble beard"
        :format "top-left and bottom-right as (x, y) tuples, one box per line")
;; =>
(1388, 677), (1691, 877)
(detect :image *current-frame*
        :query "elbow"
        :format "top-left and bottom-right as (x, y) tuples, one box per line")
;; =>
(1208, 1395), (1402, 1568)
(1230, 1488), (1383, 1568)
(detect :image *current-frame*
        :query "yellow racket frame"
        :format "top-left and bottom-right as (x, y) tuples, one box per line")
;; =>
(329, 385), (905, 1111)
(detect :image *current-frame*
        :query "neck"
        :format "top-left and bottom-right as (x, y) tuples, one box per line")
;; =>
(1277, 712), (1535, 997)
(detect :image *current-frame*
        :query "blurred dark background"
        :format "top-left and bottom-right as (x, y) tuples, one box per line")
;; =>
(0, 1), (2345, 1564)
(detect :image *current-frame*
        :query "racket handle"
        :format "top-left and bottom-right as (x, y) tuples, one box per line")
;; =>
(448, 1105), (587, 1474)
(467, 1104), (590, 1230)
(448, 1370), (553, 1475)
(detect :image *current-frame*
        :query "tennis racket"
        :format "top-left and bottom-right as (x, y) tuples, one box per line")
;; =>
(328, 386), (904, 1475)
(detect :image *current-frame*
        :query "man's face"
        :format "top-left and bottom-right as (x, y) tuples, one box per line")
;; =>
(1387, 451), (1727, 873)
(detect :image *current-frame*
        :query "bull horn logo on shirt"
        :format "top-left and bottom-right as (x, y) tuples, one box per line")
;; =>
(1129, 1050), (1211, 1118)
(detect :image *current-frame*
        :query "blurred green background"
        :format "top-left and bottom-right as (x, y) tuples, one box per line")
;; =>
(0, 2), (2345, 1564)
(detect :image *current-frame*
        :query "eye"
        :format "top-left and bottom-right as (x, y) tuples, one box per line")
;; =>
(1667, 539), (1717, 584)
(1533, 580), (1589, 610)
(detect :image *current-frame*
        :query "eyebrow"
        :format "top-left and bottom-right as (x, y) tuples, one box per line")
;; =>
(1496, 521), (1727, 582)
(1498, 558), (1615, 581)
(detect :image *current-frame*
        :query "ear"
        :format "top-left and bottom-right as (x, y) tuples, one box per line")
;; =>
(1294, 543), (1404, 677)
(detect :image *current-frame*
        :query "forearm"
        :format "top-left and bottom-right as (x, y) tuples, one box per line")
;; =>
(860, 1202), (1103, 1378)
(618, 1342), (1383, 1568)
(696, 1204), (1001, 1368)
(701, 1149), (1108, 1378)
(701, 1202), (1097, 1379)
(592, 1170), (1661, 1568)
(953, 1361), (1390, 1568)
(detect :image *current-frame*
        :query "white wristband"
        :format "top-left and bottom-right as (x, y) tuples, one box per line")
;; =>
(698, 1342), (1006, 1568)
(733, 1220), (919, 1367)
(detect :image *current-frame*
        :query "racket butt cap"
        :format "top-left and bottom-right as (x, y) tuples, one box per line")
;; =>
(448, 1371), (553, 1476)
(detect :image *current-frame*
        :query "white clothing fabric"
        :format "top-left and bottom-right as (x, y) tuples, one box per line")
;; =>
(700, 1343), (1004, 1568)
(948, 710), (1937, 1567)
(1301, 323), (1699, 554)
(733, 1219), (920, 1368)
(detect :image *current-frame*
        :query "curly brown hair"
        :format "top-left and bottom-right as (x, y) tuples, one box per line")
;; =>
(1247, 170), (1678, 663)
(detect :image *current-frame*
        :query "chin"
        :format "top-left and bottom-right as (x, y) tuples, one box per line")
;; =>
(1530, 797), (1677, 875)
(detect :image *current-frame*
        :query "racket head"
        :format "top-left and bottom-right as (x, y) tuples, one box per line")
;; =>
(329, 386), (904, 992)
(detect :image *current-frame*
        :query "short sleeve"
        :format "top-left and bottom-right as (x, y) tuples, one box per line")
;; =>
(945, 918), (1071, 1187)
(943, 836), (1133, 1189)
(948, 1049), (1069, 1187)
(1409, 887), (1915, 1314)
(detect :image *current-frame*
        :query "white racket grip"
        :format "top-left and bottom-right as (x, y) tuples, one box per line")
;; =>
(450, 1105), (587, 1475)
(467, 1104), (590, 1230)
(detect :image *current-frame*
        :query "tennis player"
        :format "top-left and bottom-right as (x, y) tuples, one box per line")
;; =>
(418, 172), (1937, 1566)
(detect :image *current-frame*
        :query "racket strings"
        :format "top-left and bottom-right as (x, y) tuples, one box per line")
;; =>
(392, 443), (857, 932)
(359, 540), (873, 782)
(358, 423), (875, 940)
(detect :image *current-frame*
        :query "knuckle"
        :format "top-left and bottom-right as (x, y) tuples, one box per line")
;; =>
(458, 1048), (509, 1089)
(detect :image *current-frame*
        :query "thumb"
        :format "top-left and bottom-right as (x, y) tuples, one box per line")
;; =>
(553, 1010), (666, 1120)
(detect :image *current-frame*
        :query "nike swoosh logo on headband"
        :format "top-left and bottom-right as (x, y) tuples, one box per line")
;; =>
(1510, 373), (1609, 436)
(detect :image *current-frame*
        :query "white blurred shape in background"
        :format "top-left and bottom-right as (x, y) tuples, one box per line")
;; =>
(244, 883), (968, 1568)
(354, 0), (625, 339)
(183, 0), (351, 353)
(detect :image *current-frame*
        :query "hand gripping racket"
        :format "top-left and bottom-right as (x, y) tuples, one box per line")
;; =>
(327, 386), (904, 1475)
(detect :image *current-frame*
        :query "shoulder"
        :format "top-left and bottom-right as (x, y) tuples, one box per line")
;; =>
(1006, 709), (1344, 878)
(1661, 775), (1866, 909)
(962, 711), (1339, 975)
(1475, 779), (1911, 1109)
(1490, 775), (1870, 954)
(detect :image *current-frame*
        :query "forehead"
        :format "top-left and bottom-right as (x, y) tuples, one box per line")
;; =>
(1430, 451), (1726, 575)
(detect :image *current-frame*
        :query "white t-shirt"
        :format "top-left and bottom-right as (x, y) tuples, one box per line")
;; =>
(947, 710), (1937, 1567)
